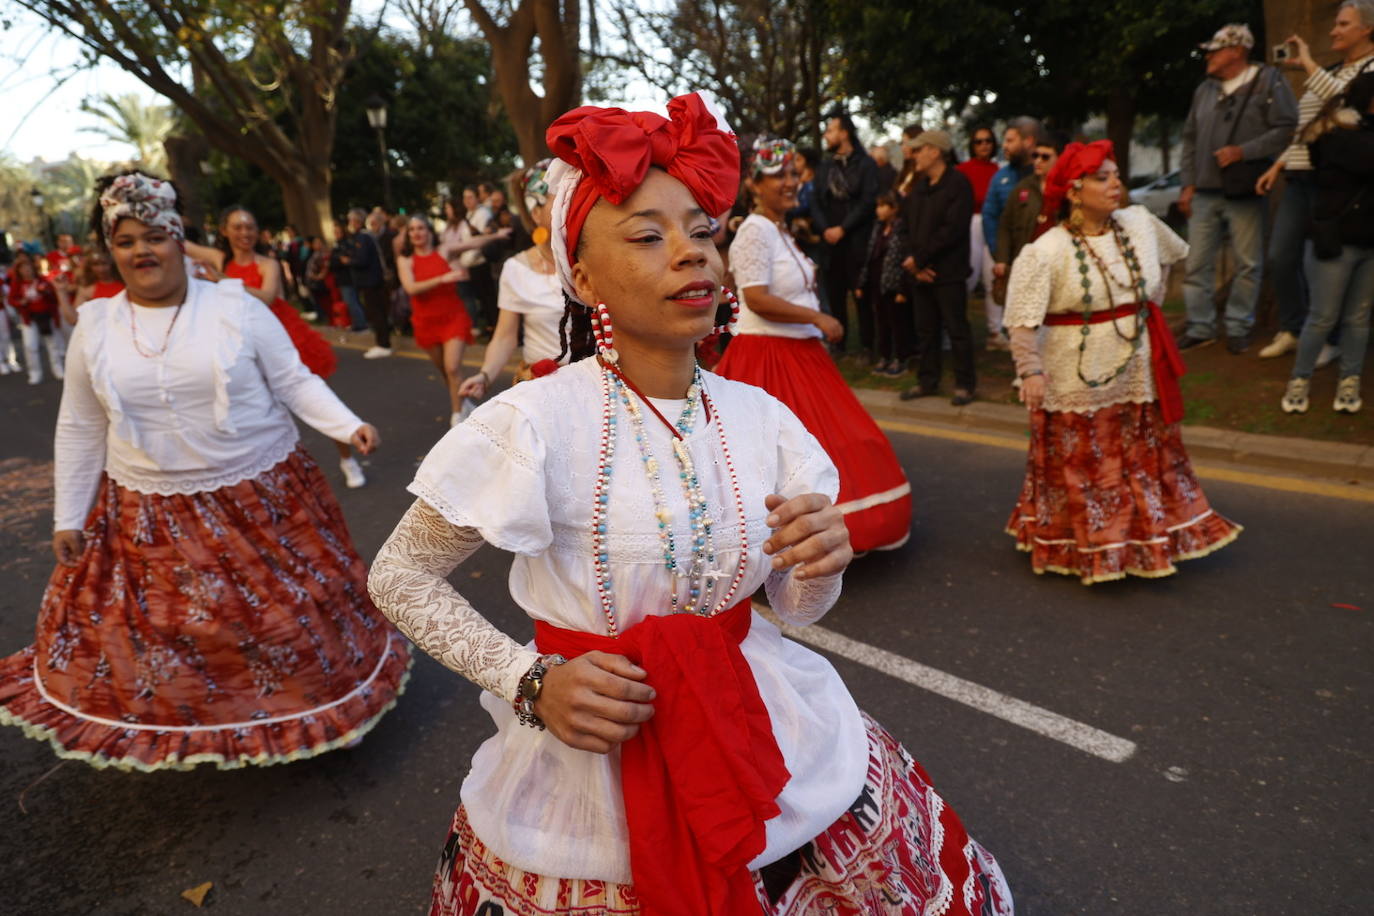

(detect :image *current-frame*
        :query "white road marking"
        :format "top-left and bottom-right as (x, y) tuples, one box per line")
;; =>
(756, 604), (1139, 764)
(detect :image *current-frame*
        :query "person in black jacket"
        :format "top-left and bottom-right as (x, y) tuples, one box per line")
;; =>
(854, 192), (913, 377)
(1281, 71), (1374, 415)
(812, 108), (879, 352)
(897, 130), (977, 405)
(338, 208), (392, 357)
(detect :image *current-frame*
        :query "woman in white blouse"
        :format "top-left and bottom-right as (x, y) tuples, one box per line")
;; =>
(714, 137), (913, 555)
(368, 96), (1010, 916)
(459, 161), (568, 400)
(1004, 143), (1241, 584)
(0, 171), (410, 772)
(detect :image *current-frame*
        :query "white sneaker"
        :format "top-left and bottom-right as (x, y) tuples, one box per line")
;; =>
(27, 369), (42, 385)
(1281, 377), (1310, 414)
(362, 346), (393, 359)
(1315, 343), (1340, 370)
(340, 457), (367, 488)
(0, 361), (9, 376)
(1334, 376), (1363, 413)
(302, 311), (319, 321)
(1257, 330), (1298, 359)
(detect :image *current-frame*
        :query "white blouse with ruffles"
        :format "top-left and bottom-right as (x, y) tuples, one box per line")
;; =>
(379, 355), (867, 883)
(729, 213), (824, 340)
(496, 254), (566, 365)
(53, 279), (363, 530)
(1003, 205), (1188, 414)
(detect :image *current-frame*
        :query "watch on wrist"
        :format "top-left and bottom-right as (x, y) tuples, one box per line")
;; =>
(513, 653), (567, 729)
(1018, 369), (1045, 380)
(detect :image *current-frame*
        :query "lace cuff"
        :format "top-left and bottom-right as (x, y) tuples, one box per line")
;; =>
(729, 220), (774, 289)
(368, 499), (539, 704)
(765, 567), (842, 627)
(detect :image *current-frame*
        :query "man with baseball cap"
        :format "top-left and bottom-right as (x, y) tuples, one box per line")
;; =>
(898, 130), (978, 405)
(1177, 23), (1297, 354)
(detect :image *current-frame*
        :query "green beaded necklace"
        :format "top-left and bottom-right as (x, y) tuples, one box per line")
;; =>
(1068, 216), (1149, 388)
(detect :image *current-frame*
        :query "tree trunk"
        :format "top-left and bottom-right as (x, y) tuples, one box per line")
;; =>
(163, 132), (209, 231)
(1105, 91), (1137, 183)
(279, 168), (336, 241)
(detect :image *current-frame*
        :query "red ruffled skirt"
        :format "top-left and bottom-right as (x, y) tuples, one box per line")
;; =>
(715, 335), (912, 552)
(270, 298), (338, 378)
(1006, 401), (1241, 584)
(0, 446), (410, 770)
(429, 713), (1012, 916)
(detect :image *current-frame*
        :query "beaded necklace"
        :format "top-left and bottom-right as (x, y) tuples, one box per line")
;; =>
(1068, 216), (1148, 388)
(590, 360), (749, 637)
(128, 300), (185, 359)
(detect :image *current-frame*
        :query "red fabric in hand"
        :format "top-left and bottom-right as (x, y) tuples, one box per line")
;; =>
(534, 599), (786, 916)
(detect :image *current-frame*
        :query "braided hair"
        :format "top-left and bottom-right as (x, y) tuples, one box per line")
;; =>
(557, 293), (596, 363)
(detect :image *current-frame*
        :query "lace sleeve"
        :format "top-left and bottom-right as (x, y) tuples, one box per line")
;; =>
(1002, 241), (1053, 329)
(368, 499), (539, 703)
(729, 219), (774, 289)
(765, 568), (843, 627)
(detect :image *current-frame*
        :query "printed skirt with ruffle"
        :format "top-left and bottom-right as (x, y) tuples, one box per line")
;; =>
(0, 446), (410, 771)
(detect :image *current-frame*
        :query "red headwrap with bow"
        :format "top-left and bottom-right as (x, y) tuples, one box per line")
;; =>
(545, 93), (739, 270)
(1038, 140), (1115, 233)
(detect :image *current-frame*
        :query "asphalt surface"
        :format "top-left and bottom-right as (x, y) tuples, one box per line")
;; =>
(1, 347), (1370, 915)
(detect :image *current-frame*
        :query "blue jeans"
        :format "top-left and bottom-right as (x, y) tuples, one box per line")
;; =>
(340, 284), (367, 331)
(1291, 244), (1374, 379)
(1183, 191), (1266, 338)
(1267, 171), (1316, 334)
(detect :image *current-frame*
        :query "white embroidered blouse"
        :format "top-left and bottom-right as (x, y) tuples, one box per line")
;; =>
(1003, 205), (1188, 414)
(368, 355), (867, 883)
(53, 279), (364, 530)
(728, 214), (824, 340)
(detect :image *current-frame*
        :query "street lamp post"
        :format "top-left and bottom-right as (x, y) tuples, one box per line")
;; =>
(29, 187), (54, 251)
(364, 95), (394, 212)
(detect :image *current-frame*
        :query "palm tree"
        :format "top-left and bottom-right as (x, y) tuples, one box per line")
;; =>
(81, 93), (174, 172)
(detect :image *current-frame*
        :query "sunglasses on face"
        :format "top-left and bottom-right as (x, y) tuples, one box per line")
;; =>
(1032, 151), (1055, 161)
(973, 137), (994, 144)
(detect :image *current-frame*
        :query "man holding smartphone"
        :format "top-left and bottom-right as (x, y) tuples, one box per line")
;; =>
(1177, 24), (1297, 354)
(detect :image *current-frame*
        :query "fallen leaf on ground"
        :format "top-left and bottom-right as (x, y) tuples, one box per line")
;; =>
(1330, 603), (1362, 611)
(181, 882), (213, 907)
(470, 570), (483, 578)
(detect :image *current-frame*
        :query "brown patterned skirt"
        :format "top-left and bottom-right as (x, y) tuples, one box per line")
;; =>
(1006, 401), (1241, 584)
(0, 446), (410, 770)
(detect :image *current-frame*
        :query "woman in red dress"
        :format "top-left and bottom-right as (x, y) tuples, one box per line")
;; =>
(397, 215), (475, 427)
(186, 207), (367, 488)
(6, 254), (66, 384)
(55, 247), (125, 327)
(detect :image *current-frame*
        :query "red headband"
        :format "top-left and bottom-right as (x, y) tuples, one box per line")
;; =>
(1040, 140), (1116, 229)
(546, 93), (739, 266)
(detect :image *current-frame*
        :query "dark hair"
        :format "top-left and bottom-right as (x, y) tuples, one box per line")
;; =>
(557, 294), (596, 364)
(795, 145), (820, 171)
(876, 191), (899, 209)
(399, 215), (438, 257)
(901, 123), (924, 140)
(1037, 130), (1070, 155)
(966, 125), (996, 158)
(88, 168), (186, 254)
(824, 106), (864, 150)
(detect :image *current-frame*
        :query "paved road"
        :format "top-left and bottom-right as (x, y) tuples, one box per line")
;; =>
(1, 347), (1370, 915)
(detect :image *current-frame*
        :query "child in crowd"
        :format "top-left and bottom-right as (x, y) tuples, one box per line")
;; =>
(855, 191), (913, 377)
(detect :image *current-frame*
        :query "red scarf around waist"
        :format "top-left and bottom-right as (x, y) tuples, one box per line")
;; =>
(534, 599), (787, 916)
(1042, 301), (1186, 424)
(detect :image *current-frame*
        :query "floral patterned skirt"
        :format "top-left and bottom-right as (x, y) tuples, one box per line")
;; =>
(1005, 401), (1241, 584)
(429, 713), (1012, 916)
(0, 446), (411, 771)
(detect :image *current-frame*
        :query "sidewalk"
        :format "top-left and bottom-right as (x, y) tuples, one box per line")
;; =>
(329, 327), (1374, 484)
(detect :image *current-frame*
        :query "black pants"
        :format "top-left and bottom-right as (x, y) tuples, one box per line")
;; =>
(822, 235), (871, 349)
(912, 281), (975, 392)
(870, 285), (915, 362)
(468, 263), (499, 332)
(360, 284), (391, 348)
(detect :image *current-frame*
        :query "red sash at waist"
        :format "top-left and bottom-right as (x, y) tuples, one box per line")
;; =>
(1042, 301), (1186, 424)
(534, 599), (786, 916)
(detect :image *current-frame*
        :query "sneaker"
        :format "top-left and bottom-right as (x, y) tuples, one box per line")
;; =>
(1258, 330), (1298, 359)
(1225, 334), (1250, 355)
(1315, 343), (1340, 370)
(27, 369), (42, 385)
(950, 389), (975, 407)
(1175, 333), (1215, 351)
(0, 361), (9, 376)
(301, 311), (319, 322)
(1280, 377), (1310, 414)
(340, 457), (367, 488)
(362, 346), (393, 359)
(870, 359), (892, 377)
(1334, 376), (1363, 413)
(899, 384), (937, 401)
(883, 361), (907, 378)
(985, 333), (1011, 352)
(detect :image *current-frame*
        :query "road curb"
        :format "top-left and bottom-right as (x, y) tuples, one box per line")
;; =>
(852, 387), (1374, 482)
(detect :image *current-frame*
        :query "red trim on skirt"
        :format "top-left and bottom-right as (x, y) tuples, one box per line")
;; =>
(428, 713), (1012, 916)
(715, 334), (912, 553)
(0, 446), (411, 770)
(1005, 401), (1241, 584)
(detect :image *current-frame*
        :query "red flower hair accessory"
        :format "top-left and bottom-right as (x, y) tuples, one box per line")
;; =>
(544, 92), (738, 303)
(1039, 140), (1115, 230)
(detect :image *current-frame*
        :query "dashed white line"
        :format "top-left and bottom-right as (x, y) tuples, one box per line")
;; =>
(756, 604), (1138, 764)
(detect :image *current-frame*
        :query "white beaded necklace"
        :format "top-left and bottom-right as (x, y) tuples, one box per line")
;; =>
(591, 362), (749, 637)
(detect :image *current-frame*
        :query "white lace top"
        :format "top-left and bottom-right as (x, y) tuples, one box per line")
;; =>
(53, 279), (364, 530)
(497, 255), (565, 364)
(729, 214), (823, 339)
(1003, 206), (1188, 414)
(369, 355), (867, 883)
